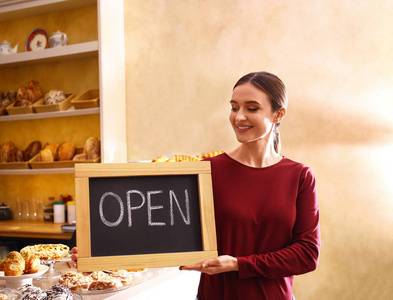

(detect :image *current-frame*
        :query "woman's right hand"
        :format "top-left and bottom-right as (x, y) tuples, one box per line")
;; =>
(71, 247), (78, 268)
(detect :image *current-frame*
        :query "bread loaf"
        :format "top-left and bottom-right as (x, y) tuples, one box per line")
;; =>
(83, 137), (100, 160)
(0, 141), (17, 162)
(57, 142), (76, 161)
(23, 141), (42, 161)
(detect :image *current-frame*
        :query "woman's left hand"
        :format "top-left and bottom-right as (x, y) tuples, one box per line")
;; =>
(179, 255), (238, 275)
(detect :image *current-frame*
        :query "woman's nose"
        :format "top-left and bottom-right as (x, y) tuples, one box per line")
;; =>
(235, 108), (247, 121)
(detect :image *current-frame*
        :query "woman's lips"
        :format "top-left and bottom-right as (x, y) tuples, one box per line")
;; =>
(236, 125), (253, 132)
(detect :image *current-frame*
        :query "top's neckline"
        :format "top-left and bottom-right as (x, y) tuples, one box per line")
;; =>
(222, 152), (285, 170)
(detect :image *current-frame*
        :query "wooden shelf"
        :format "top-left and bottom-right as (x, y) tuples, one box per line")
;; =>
(0, 0), (97, 22)
(0, 106), (99, 122)
(0, 168), (75, 175)
(0, 41), (99, 68)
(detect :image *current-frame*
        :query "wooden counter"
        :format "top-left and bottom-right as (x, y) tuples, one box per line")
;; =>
(0, 220), (72, 240)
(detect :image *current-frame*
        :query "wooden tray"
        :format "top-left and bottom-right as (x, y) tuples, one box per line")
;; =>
(0, 100), (16, 116)
(6, 101), (35, 115)
(30, 148), (100, 169)
(33, 93), (75, 113)
(71, 89), (99, 109)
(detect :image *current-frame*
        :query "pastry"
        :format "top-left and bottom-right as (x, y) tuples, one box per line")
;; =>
(0, 251), (25, 276)
(23, 141), (42, 161)
(89, 276), (122, 290)
(20, 244), (69, 260)
(17, 284), (47, 300)
(109, 270), (134, 285)
(152, 155), (169, 162)
(21, 252), (40, 274)
(57, 142), (75, 161)
(45, 285), (73, 300)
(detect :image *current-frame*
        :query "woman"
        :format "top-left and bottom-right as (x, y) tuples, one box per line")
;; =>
(180, 71), (321, 300)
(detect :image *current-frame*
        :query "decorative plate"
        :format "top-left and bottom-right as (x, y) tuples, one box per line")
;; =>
(25, 28), (49, 51)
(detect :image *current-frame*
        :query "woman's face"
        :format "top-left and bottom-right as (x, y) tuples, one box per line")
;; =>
(229, 82), (277, 144)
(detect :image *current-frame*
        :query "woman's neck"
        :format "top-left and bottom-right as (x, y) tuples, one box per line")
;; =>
(227, 140), (282, 168)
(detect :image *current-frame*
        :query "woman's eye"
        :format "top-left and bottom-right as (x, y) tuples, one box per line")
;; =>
(231, 107), (238, 112)
(248, 108), (258, 112)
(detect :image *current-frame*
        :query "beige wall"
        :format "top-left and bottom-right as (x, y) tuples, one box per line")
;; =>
(124, 1), (393, 299)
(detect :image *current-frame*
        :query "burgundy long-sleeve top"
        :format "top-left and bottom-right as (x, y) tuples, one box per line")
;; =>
(198, 154), (321, 300)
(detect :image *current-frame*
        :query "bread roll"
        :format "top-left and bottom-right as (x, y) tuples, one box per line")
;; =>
(39, 149), (54, 162)
(57, 142), (76, 161)
(0, 251), (25, 276)
(43, 143), (58, 160)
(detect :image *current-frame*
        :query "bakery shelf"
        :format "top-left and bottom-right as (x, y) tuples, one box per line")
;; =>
(0, 167), (74, 175)
(0, 106), (99, 122)
(0, 41), (99, 68)
(0, 0), (97, 22)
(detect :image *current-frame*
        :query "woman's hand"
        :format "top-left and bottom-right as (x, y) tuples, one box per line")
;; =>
(179, 255), (238, 275)
(71, 247), (78, 268)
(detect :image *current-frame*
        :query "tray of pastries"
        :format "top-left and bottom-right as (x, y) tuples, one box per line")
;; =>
(59, 270), (134, 295)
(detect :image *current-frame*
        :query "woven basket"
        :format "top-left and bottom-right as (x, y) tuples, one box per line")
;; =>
(0, 160), (30, 169)
(33, 93), (75, 113)
(6, 101), (35, 115)
(71, 89), (100, 109)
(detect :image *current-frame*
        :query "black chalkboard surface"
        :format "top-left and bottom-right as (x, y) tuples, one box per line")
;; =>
(89, 174), (202, 256)
(75, 162), (217, 272)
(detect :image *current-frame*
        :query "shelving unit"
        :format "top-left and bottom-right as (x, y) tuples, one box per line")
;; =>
(0, 0), (127, 182)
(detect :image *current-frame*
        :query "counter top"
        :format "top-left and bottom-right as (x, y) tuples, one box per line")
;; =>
(0, 262), (200, 300)
(0, 220), (72, 240)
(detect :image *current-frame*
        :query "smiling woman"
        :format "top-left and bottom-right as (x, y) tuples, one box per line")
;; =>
(179, 71), (320, 300)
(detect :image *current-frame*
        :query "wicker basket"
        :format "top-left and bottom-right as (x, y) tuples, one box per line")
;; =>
(71, 89), (100, 109)
(6, 101), (35, 115)
(0, 100), (16, 116)
(29, 148), (100, 169)
(33, 93), (75, 113)
(0, 160), (30, 169)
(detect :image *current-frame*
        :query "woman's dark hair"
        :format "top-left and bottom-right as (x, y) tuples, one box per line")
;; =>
(233, 71), (288, 154)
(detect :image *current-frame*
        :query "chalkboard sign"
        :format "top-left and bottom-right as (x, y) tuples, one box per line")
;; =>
(75, 162), (217, 272)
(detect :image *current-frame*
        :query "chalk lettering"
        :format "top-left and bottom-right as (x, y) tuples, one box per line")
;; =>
(170, 189), (190, 225)
(126, 190), (146, 227)
(99, 192), (124, 227)
(147, 190), (165, 226)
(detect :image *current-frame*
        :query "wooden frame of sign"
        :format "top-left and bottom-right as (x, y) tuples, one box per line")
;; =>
(74, 161), (217, 272)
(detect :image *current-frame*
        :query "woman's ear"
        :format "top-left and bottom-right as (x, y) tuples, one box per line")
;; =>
(274, 107), (286, 124)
